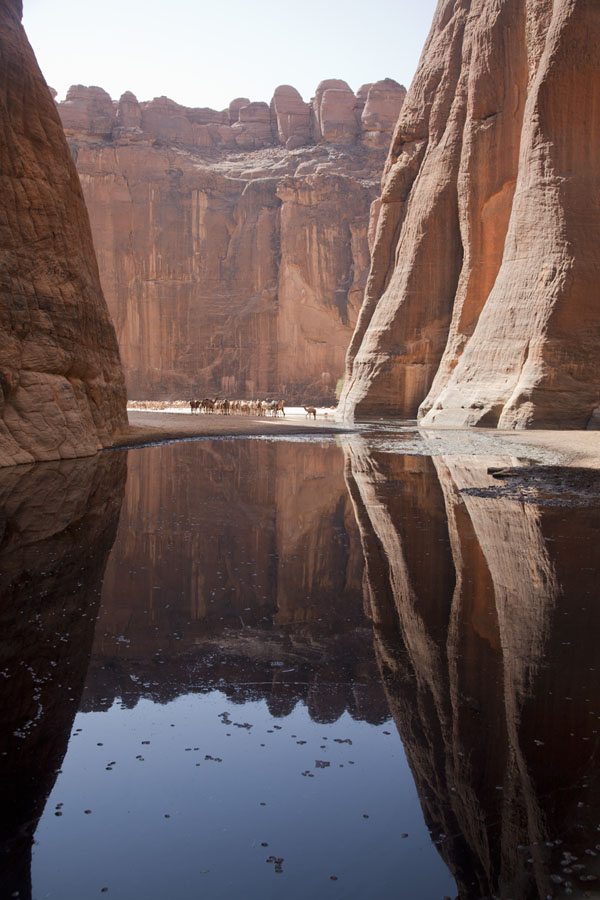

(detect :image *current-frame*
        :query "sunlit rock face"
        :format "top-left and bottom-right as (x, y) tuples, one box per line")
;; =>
(55, 80), (405, 404)
(344, 439), (600, 898)
(81, 440), (388, 725)
(339, 0), (600, 428)
(0, 450), (126, 898)
(0, 2), (126, 467)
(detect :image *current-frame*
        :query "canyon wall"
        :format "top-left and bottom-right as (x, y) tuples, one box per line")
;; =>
(56, 79), (405, 403)
(339, 0), (600, 429)
(0, 1), (126, 467)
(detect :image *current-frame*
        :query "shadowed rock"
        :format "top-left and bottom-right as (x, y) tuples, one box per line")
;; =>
(0, 1), (126, 466)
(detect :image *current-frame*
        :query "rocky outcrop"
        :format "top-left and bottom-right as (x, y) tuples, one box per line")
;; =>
(56, 79), (405, 403)
(0, 2), (126, 467)
(344, 438), (600, 897)
(339, 0), (600, 429)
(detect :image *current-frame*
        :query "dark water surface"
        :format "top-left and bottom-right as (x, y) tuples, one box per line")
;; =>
(1, 432), (599, 899)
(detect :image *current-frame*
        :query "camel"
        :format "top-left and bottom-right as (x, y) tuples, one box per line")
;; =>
(304, 406), (317, 420)
(267, 399), (285, 417)
(189, 399), (201, 414)
(201, 398), (214, 413)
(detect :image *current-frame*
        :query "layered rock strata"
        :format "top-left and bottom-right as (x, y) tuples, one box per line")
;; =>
(0, 1), (126, 467)
(55, 79), (405, 403)
(339, 0), (600, 428)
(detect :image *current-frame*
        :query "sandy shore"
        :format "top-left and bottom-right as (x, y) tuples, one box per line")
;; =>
(487, 429), (600, 468)
(113, 409), (350, 448)
(112, 410), (600, 468)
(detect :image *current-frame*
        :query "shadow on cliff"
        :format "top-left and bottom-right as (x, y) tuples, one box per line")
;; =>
(343, 437), (600, 899)
(0, 451), (127, 899)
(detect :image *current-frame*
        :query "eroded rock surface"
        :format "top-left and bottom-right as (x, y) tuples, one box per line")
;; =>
(339, 0), (600, 428)
(56, 79), (405, 403)
(0, 2), (126, 467)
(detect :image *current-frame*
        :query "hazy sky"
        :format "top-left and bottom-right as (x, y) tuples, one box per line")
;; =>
(22, 0), (439, 111)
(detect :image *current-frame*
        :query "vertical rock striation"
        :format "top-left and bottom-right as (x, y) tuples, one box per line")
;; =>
(0, 1), (126, 467)
(340, 0), (600, 428)
(55, 79), (405, 403)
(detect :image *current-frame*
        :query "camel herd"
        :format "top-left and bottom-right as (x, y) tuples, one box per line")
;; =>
(188, 399), (320, 418)
(189, 398), (286, 416)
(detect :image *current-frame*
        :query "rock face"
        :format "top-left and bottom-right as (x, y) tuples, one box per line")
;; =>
(56, 79), (405, 403)
(0, 2), (126, 467)
(339, 0), (600, 428)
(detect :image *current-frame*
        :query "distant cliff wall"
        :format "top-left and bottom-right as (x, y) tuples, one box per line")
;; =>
(339, 0), (600, 429)
(57, 79), (405, 403)
(0, 1), (126, 467)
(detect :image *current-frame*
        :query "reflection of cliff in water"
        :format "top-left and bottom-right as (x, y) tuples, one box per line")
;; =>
(0, 451), (126, 899)
(344, 438), (600, 900)
(83, 440), (389, 725)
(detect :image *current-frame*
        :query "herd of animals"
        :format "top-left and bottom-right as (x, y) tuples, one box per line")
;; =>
(188, 398), (319, 419)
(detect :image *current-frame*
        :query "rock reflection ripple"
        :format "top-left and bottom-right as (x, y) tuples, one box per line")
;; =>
(0, 451), (126, 899)
(83, 439), (387, 724)
(343, 435), (600, 900)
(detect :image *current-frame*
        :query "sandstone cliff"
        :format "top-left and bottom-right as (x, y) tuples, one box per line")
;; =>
(0, 1), (126, 467)
(56, 79), (405, 403)
(339, 0), (600, 429)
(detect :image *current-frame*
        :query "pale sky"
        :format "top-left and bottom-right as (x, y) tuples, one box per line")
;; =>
(22, 0), (439, 111)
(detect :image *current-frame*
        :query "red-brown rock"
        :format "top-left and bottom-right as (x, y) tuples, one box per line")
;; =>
(340, 0), (600, 429)
(0, 0), (126, 467)
(57, 78), (405, 403)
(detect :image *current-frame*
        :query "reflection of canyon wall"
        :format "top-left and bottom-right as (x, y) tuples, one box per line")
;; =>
(344, 439), (600, 898)
(83, 440), (388, 725)
(0, 3), (126, 467)
(56, 79), (405, 403)
(339, 0), (600, 428)
(0, 450), (126, 899)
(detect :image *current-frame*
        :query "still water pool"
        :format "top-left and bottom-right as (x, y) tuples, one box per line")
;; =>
(1, 431), (599, 899)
